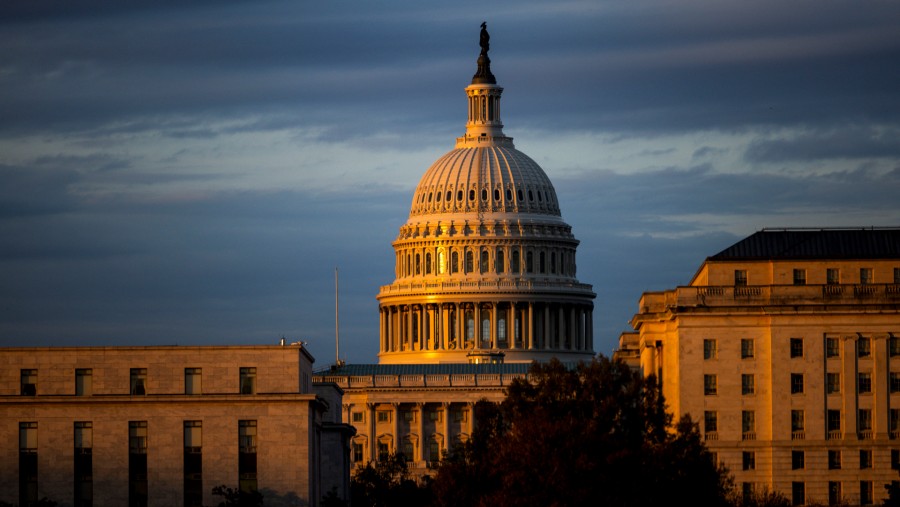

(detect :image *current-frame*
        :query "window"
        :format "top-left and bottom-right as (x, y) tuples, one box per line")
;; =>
(895, 267), (900, 284)
(735, 269), (748, 286)
(742, 451), (756, 470)
(74, 422), (93, 507)
(791, 482), (805, 506)
(861, 480), (873, 505)
(403, 410), (415, 423)
(511, 250), (520, 273)
(19, 422), (38, 507)
(185, 368), (201, 395)
(793, 269), (806, 286)
(827, 373), (841, 394)
(377, 411), (391, 423)
(892, 336), (900, 357)
(480, 250), (489, 273)
(858, 337), (871, 358)
(828, 482), (842, 506)
(352, 442), (364, 463)
(828, 450), (841, 470)
(892, 449), (900, 470)
(425, 252), (432, 274)
(401, 440), (414, 461)
(429, 409), (442, 422)
(703, 339), (717, 360)
(240, 367), (256, 394)
(860, 449), (872, 469)
(352, 412), (364, 423)
(826, 337), (840, 358)
(539, 251), (546, 273)
(892, 373), (900, 393)
(791, 373), (804, 394)
(892, 409), (900, 435)
(791, 450), (805, 470)
(184, 421), (203, 507)
(239, 420), (257, 494)
(526, 251), (533, 273)
(704, 411), (718, 433)
(429, 438), (441, 462)
(858, 409), (872, 433)
(451, 251), (459, 274)
(130, 368), (146, 396)
(827, 268), (840, 285)
(742, 374), (755, 395)
(377, 441), (390, 461)
(704, 374), (717, 395)
(20, 369), (37, 396)
(827, 410), (842, 433)
(495, 249), (504, 274)
(790, 338), (803, 358)
(453, 409), (468, 423)
(742, 410), (755, 435)
(75, 369), (92, 396)
(741, 339), (755, 359)
(791, 410), (805, 434)
(858, 372), (872, 394)
(129, 422), (148, 507)
(860, 267), (873, 285)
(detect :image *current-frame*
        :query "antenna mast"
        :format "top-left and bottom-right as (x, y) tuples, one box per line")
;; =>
(335, 267), (342, 366)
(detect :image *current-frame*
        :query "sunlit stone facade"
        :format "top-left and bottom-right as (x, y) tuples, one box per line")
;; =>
(317, 26), (595, 475)
(376, 33), (595, 366)
(621, 228), (900, 506)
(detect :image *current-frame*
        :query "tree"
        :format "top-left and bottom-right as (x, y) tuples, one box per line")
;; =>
(207, 485), (263, 507)
(350, 452), (433, 507)
(432, 356), (732, 507)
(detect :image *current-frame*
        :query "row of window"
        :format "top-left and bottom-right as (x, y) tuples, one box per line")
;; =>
(705, 370), (900, 397)
(704, 408), (900, 437)
(352, 407), (469, 424)
(703, 336), (900, 361)
(18, 420), (257, 507)
(740, 476), (879, 505)
(397, 246), (575, 278)
(734, 267), (900, 286)
(415, 184), (556, 208)
(16, 367), (257, 396)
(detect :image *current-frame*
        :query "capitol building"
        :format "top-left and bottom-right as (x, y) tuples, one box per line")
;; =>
(315, 23), (596, 468)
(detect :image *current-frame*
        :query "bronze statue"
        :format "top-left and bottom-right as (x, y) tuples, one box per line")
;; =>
(480, 22), (490, 56)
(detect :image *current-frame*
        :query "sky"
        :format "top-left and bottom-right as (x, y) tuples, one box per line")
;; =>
(2, 1), (900, 365)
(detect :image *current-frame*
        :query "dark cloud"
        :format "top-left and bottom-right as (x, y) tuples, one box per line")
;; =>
(744, 126), (900, 163)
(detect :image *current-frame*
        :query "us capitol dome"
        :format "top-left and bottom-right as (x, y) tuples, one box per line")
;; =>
(376, 24), (596, 364)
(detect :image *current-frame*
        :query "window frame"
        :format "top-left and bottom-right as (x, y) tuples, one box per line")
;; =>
(792, 269), (806, 286)
(790, 338), (803, 358)
(741, 338), (755, 359)
(791, 373), (804, 394)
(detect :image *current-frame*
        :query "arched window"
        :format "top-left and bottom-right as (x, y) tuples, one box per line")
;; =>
(438, 250), (446, 274)
(436, 191), (441, 202)
(526, 251), (533, 273)
(428, 192), (433, 202)
(506, 189), (512, 201)
(528, 190), (534, 201)
(451, 251), (459, 274)
(465, 310), (475, 342)
(481, 310), (491, 345)
(517, 189), (524, 201)
(511, 249), (520, 273)
(480, 250), (489, 273)
(550, 252), (556, 274)
(494, 189), (501, 201)
(537, 190), (542, 202)
(498, 317), (507, 344)
(465, 250), (474, 273)
(425, 252), (432, 274)
(481, 189), (488, 201)
(496, 249), (505, 274)
(407, 254), (412, 277)
(415, 253), (421, 275)
(539, 252), (545, 273)
(448, 191), (454, 202)
(469, 189), (475, 201)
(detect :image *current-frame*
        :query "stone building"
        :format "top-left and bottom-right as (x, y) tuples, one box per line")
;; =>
(315, 24), (595, 473)
(619, 228), (900, 505)
(0, 344), (354, 507)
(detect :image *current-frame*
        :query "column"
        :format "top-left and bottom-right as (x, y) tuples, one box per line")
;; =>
(509, 303), (516, 349)
(416, 403), (425, 463)
(441, 402), (451, 454)
(875, 333), (890, 439)
(543, 305), (550, 350)
(392, 403), (400, 454)
(367, 403), (376, 462)
(527, 302), (534, 350)
(587, 310), (593, 351)
(490, 302), (497, 349)
(558, 306), (565, 350)
(474, 304), (481, 350)
(842, 335), (857, 440)
(466, 402), (475, 437)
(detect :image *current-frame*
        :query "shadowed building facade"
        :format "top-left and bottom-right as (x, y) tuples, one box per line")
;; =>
(316, 25), (595, 473)
(0, 345), (354, 507)
(619, 228), (900, 505)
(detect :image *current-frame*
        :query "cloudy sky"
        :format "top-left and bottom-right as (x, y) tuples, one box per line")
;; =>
(2, 1), (899, 364)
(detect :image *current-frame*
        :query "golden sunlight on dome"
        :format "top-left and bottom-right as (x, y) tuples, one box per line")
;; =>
(376, 25), (595, 365)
